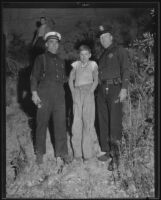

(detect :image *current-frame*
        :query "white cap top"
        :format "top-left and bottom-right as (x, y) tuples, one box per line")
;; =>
(44, 31), (61, 41)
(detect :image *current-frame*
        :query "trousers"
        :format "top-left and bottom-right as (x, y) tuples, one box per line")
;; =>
(72, 84), (100, 159)
(96, 83), (122, 153)
(35, 83), (68, 157)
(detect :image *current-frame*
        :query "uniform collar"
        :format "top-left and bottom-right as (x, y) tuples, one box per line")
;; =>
(104, 43), (117, 53)
(46, 51), (58, 58)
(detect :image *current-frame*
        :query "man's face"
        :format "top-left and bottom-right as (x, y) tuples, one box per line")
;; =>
(80, 50), (91, 64)
(46, 39), (59, 54)
(100, 33), (113, 49)
(40, 18), (46, 25)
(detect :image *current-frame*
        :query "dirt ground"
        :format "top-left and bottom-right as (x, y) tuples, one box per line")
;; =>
(6, 76), (155, 198)
(6, 99), (130, 199)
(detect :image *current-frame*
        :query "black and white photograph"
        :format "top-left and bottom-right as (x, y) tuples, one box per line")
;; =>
(2, 2), (160, 199)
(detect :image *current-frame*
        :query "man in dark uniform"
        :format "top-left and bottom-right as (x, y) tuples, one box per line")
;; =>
(30, 31), (71, 165)
(96, 25), (129, 170)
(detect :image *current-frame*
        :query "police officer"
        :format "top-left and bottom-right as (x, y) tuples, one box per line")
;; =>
(30, 31), (71, 165)
(96, 25), (129, 170)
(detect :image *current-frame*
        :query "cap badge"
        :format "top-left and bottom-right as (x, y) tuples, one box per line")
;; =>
(99, 25), (104, 31)
(108, 53), (113, 58)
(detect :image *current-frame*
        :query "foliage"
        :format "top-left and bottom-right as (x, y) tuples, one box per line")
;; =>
(6, 33), (31, 77)
(61, 16), (139, 61)
(117, 31), (155, 197)
(128, 32), (154, 106)
(130, 8), (156, 37)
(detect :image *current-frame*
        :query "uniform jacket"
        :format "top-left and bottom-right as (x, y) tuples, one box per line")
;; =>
(98, 44), (129, 89)
(30, 51), (67, 92)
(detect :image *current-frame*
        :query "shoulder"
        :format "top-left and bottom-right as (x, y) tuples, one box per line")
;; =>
(117, 45), (128, 54)
(56, 55), (65, 63)
(115, 46), (129, 60)
(38, 25), (44, 31)
(71, 61), (80, 69)
(89, 61), (98, 71)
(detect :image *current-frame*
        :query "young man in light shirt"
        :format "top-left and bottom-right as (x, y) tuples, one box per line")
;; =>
(69, 45), (100, 161)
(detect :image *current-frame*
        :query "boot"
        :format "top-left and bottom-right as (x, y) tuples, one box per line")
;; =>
(108, 155), (119, 171)
(108, 144), (120, 171)
(62, 154), (73, 164)
(98, 152), (111, 162)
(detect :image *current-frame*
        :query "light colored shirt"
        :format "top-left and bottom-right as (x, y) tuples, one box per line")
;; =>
(71, 60), (98, 87)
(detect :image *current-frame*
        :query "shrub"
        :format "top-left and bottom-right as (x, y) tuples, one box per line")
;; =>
(118, 32), (154, 198)
(6, 32), (31, 77)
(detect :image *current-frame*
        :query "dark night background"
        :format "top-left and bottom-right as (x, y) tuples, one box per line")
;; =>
(2, 2), (160, 199)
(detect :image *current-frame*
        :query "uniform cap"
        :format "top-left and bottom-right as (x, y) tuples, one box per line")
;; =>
(97, 25), (113, 37)
(44, 31), (61, 41)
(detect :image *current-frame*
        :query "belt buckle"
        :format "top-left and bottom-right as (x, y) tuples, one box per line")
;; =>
(105, 86), (109, 95)
(104, 81), (109, 94)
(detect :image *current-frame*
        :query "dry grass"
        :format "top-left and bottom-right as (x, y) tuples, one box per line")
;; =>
(6, 73), (154, 198)
(117, 94), (154, 198)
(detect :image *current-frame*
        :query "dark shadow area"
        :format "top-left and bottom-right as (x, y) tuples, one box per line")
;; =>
(64, 60), (74, 155)
(64, 59), (73, 135)
(31, 21), (41, 45)
(17, 63), (37, 153)
(94, 88), (101, 146)
(17, 22), (45, 153)
(17, 65), (36, 115)
(64, 82), (73, 135)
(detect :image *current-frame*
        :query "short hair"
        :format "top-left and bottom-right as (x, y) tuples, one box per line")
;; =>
(40, 16), (46, 20)
(79, 45), (91, 54)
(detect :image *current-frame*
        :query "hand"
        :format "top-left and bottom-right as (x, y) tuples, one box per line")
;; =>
(32, 92), (41, 106)
(71, 89), (76, 102)
(118, 88), (127, 102)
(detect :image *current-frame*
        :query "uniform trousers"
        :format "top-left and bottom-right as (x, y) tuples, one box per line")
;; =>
(97, 83), (122, 156)
(72, 84), (100, 159)
(36, 82), (68, 157)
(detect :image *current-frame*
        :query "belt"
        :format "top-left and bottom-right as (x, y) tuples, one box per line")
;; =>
(102, 79), (113, 84)
(101, 77), (122, 85)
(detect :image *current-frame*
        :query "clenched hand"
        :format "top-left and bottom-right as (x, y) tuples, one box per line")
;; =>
(32, 91), (41, 106)
(118, 88), (127, 102)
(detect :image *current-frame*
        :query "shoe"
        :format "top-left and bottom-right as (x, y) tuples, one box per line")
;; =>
(36, 153), (43, 165)
(108, 157), (119, 171)
(62, 154), (73, 164)
(98, 152), (111, 162)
